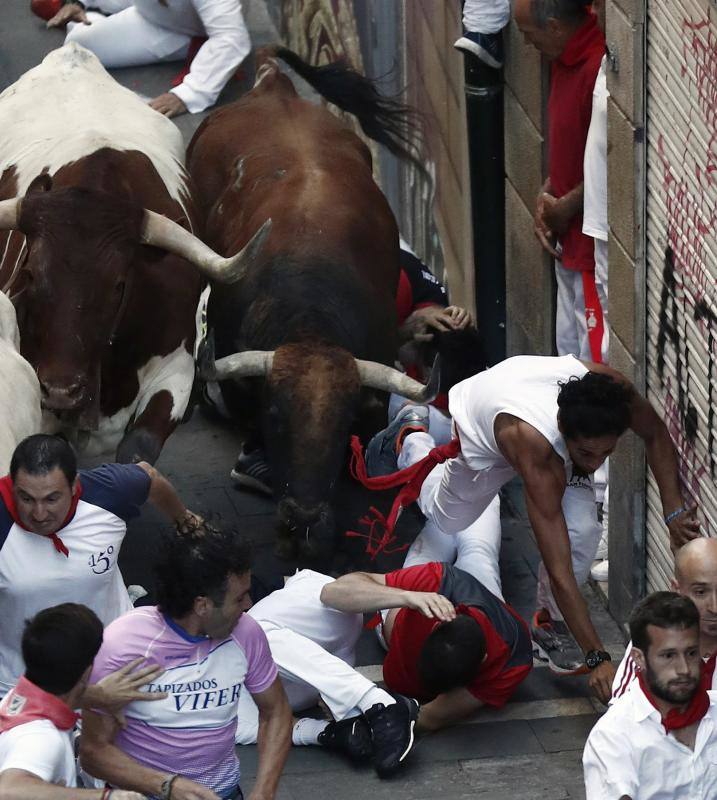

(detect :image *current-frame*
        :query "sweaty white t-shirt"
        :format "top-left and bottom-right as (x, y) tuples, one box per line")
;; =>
(0, 720), (75, 787)
(448, 354), (589, 470)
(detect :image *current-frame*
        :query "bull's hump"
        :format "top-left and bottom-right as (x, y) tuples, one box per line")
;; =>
(0, 44), (188, 208)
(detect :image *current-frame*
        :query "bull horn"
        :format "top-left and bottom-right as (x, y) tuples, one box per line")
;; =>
(197, 331), (274, 381)
(0, 198), (20, 231)
(141, 211), (272, 284)
(356, 354), (441, 403)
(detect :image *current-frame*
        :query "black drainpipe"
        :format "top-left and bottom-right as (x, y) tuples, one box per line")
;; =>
(463, 55), (506, 365)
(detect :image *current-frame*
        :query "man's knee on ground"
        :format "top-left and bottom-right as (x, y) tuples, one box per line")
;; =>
(417, 616), (486, 697)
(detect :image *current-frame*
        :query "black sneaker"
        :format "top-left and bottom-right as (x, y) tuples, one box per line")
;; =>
(364, 405), (429, 478)
(230, 446), (273, 495)
(531, 610), (587, 675)
(454, 30), (504, 69)
(318, 715), (372, 763)
(364, 694), (419, 778)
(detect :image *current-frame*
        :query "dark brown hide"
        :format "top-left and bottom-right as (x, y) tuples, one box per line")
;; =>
(188, 57), (402, 553)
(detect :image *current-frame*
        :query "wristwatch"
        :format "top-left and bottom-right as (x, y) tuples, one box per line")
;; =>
(585, 649), (612, 670)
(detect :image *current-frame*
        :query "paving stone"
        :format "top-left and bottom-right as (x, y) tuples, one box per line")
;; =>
(528, 714), (599, 754)
(461, 751), (587, 799)
(418, 720), (544, 761)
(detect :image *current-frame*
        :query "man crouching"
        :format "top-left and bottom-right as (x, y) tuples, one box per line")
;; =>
(80, 526), (291, 800)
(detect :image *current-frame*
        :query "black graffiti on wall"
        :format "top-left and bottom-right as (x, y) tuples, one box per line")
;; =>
(657, 246), (717, 477)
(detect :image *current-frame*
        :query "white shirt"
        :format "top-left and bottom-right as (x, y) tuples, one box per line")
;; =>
(0, 464), (150, 696)
(582, 56), (608, 242)
(134, 0), (251, 113)
(448, 354), (589, 470)
(583, 682), (717, 799)
(0, 720), (76, 787)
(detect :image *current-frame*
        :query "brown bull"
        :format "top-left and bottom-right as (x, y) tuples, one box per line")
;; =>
(189, 47), (435, 561)
(0, 45), (267, 462)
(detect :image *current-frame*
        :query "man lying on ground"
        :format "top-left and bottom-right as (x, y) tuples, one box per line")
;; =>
(235, 569), (418, 778)
(321, 561), (533, 733)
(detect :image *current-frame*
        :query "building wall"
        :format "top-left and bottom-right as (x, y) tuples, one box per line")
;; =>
(503, 19), (554, 356)
(276, 0), (475, 314)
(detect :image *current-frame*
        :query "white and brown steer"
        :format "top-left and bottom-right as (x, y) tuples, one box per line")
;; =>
(0, 44), (268, 463)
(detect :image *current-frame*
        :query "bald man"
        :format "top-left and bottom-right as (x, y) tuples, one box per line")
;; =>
(611, 537), (717, 700)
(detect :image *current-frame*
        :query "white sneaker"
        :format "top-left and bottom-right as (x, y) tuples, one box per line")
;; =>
(594, 531), (608, 561)
(590, 560), (609, 582)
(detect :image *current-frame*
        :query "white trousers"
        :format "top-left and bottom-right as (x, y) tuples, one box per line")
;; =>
(462, 0), (511, 33)
(399, 432), (602, 622)
(66, 7), (190, 68)
(594, 238), (609, 363)
(399, 433), (504, 599)
(555, 262), (594, 361)
(235, 571), (378, 745)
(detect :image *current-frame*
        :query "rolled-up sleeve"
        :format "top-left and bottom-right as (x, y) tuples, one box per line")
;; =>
(171, 0), (251, 113)
(583, 721), (638, 800)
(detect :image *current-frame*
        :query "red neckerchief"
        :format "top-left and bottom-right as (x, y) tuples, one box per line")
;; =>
(0, 475), (82, 558)
(346, 436), (461, 558)
(0, 675), (79, 733)
(557, 13), (604, 68)
(637, 668), (711, 733)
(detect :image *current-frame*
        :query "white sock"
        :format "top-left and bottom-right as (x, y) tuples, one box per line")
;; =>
(292, 718), (328, 746)
(357, 686), (396, 713)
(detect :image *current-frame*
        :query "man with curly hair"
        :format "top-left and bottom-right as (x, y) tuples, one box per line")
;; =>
(361, 355), (699, 701)
(80, 525), (291, 800)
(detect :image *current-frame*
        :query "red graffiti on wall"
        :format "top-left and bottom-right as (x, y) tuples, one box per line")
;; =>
(654, 15), (717, 525)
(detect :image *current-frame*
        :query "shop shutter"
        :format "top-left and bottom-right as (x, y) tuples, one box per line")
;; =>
(644, 0), (717, 592)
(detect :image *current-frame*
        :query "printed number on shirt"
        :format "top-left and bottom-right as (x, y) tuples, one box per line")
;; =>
(88, 545), (114, 575)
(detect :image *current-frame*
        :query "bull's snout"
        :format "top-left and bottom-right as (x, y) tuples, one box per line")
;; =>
(39, 375), (88, 411)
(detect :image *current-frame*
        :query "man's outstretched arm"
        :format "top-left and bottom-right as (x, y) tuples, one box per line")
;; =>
(518, 449), (615, 703)
(417, 688), (484, 733)
(584, 360), (700, 547)
(319, 572), (455, 621)
(248, 678), (292, 800)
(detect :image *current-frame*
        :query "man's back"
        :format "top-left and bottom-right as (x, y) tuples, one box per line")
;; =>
(448, 354), (588, 469)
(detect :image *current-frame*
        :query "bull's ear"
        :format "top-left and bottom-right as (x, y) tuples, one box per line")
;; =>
(26, 173), (53, 194)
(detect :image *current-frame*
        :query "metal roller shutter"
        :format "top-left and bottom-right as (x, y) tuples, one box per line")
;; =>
(644, 0), (717, 592)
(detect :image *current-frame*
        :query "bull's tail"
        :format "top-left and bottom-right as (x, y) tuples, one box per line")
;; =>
(269, 46), (426, 176)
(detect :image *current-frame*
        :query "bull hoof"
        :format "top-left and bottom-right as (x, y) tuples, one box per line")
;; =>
(274, 532), (298, 560)
(116, 429), (162, 465)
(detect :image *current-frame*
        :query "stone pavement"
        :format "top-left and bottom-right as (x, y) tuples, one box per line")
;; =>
(1, 3), (627, 797)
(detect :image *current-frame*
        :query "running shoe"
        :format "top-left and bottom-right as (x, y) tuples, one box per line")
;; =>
(453, 30), (504, 69)
(318, 715), (372, 762)
(531, 610), (587, 675)
(364, 693), (419, 778)
(230, 445), (273, 495)
(364, 405), (429, 477)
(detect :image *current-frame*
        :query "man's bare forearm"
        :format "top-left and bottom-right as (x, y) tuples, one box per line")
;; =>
(80, 737), (166, 797)
(548, 573), (603, 654)
(644, 427), (684, 515)
(250, 696), (292, 800)
(0, 771), (105, 800)
(320, 573), (404, 613)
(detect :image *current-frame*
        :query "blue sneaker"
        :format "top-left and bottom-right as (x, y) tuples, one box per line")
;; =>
(454, 30), (504, 69)
(365, 405), (429, 477)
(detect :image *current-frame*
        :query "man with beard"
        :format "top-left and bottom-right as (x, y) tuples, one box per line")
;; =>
(612, 537), (717, 699)
(583, 592), (717, 799)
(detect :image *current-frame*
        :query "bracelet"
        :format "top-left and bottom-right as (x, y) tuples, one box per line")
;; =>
(664, 506), (687, 525)
(160, 774), (180, 800)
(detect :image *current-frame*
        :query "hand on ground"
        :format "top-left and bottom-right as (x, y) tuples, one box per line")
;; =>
(149, 93), (188, 118)
(47, 3), (88, 27)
